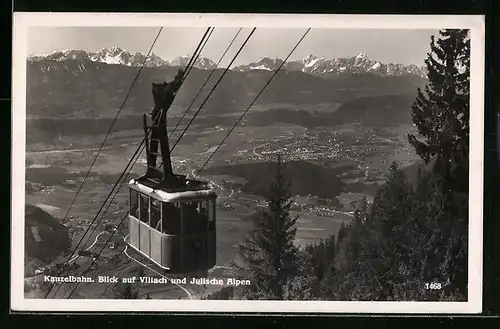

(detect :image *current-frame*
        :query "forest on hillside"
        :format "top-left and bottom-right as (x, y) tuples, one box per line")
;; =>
(202, 29), (470, 302)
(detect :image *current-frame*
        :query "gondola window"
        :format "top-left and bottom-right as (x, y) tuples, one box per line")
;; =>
(130, 189), (139, 218)
(150, 199), (161, 231)
(139, 193), (149, 224)
(207, 199), (215, 230)
(162, 201), (181, 234)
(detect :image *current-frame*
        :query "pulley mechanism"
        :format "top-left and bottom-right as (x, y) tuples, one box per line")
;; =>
(138, 68), (209, 192)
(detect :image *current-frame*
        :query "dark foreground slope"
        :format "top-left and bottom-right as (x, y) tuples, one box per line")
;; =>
(24, 204), (70, 274)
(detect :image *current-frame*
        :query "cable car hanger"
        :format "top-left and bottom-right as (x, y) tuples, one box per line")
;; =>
(126, 68), (218, 274)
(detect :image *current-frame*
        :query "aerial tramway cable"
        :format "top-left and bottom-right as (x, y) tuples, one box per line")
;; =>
(59, 26), (163, 235)
(159, 27), (257, 170)
(49, 134), (150, 299)
(180, 27), (215, 83)
(97, 244), (132, 299)
(47, 108), (166, 300)
(46, 120), (154, 298)
(196, 28), (312, 175)
(169, 27), (243, 140)
(70, 199), (132, 299)
(169, 28), (256, 153)
(43, 27), (164, 298)
(179, 27), (213, 83)
(65, 211), (131, 298)
(59, 200), (132, 299)
(73, 27), (214, 256)
(44, 28), (211, 299)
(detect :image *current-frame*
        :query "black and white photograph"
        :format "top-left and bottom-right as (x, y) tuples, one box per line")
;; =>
(11, 13), (485, 313)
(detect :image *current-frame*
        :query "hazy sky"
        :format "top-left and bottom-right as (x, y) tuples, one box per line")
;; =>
(28, 27), (438, 66)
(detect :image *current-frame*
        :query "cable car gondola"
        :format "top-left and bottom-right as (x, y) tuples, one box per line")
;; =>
(127, 69), (217, 274)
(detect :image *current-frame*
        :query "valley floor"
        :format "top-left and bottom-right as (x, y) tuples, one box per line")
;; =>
(22, 122), (420, 299)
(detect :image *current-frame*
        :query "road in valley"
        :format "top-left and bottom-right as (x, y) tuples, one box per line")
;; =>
(67, 231), (108, 264)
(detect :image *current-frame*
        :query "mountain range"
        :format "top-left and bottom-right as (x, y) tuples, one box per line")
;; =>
(25, 45), (429, 146)
(28, 47), (426, 78)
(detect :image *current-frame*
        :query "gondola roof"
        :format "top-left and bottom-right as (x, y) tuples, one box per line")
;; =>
(129, 177), (217, 203)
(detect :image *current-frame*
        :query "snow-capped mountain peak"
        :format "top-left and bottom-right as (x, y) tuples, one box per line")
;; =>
(170, 55), (190, 67)
(302, 55), (321, 68)
(106, 46), (124, 56)
(356, 52), (368, 60)
(234, 57), (284, 72)
(302, 54), (319, 62)
(90, 47), (132, 65)
(170, 55), (217, 70)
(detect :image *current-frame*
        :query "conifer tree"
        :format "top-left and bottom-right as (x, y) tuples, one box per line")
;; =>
(337, 221), (348, 246)
(370, 163), (415, 299)
(334, 195), (373, 300)
(232, 155), (300, 300)
(283, 251), (318, 300)
(407, 29), (470, 298)
(336, 163), (415, 300)
(406, 165), (447, 300)
(408, 29), (470, 193)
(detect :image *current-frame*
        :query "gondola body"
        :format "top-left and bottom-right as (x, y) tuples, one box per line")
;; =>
(127, 177), (217, 274)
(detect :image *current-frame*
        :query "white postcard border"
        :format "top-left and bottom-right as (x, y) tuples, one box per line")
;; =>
(11, 12), (485, 313)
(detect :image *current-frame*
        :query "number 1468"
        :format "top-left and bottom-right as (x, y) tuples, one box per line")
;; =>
(425, 282), (442, 290)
